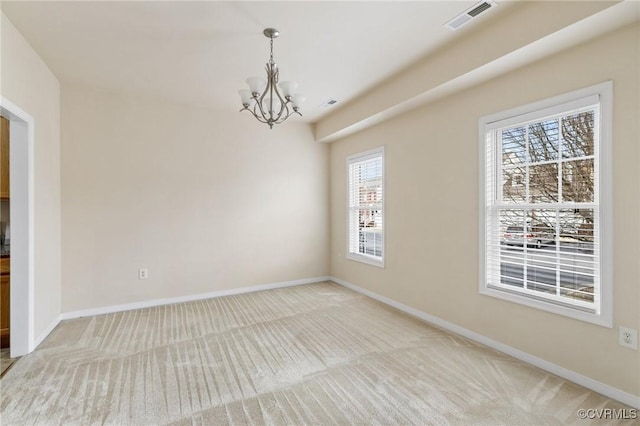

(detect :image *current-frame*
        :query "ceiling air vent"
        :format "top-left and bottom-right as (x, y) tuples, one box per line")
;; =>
(319, 99), (339, 109)
(445, 1), (497, 31)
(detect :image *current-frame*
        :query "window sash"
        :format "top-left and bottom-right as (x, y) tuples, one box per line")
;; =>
(485, 206), (600, 313)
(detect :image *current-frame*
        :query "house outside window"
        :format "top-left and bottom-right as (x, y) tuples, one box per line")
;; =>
(347, 147), (384, 267)
(479, 82), (612, 326)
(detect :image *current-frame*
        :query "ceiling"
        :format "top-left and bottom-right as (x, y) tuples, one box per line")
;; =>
(1, 1), (512, 123)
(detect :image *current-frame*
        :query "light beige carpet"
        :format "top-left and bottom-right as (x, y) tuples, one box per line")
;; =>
(0, 282), (632, 425)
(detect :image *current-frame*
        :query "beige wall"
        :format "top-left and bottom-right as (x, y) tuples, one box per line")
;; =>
(61, 85), (329, 312)
(329, 23), (640, 396)
(0, 13), (62, 337)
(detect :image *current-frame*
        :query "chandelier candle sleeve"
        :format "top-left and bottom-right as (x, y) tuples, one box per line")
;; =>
(239, 28), (304, 129)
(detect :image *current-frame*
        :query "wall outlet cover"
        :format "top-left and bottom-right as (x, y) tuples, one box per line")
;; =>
(138, 268), (148, 280)
(619, 326), (638, 350)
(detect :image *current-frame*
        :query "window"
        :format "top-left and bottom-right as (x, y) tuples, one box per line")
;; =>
(479, 82), (612, 326)
(347, 147), (384, 267)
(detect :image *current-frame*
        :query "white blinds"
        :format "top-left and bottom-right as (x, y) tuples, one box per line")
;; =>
(484, 98), (601, 313)
(347, 149), (384, 263)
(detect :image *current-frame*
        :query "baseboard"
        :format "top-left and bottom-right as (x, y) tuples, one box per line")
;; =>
(330, 276), (640, 409)
(33, 313), (62, 350)
(61, 276), (331, 321)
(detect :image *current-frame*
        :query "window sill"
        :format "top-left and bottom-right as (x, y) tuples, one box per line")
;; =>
(479, 284), (612, 328)
(347, 253), (385, 268)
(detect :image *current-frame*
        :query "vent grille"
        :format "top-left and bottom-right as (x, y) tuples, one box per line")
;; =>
(319, 99), (339, 109)
(468, 2), (492, 17)
(445, 1), (497, 30)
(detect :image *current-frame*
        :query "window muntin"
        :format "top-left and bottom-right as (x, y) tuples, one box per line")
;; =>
(480, 83), (612, 326)
(347, 148), (384, 267)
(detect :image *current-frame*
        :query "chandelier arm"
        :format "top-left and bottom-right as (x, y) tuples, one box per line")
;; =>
(273, 102), (293, 124)
(254, 103), (269, 123)
(253, 83), (270, 121)
(274, 109), (295, 125)
(272, 83), (289, 123)
(239, 106), (270, 124)
(254, 116), (270, 125)
(247, 108), (270, 124)
(251, 63), (274, 122)
(249, 100), (269, 124)
(250, 101), (260, 117)
(285, 108), (302, 120)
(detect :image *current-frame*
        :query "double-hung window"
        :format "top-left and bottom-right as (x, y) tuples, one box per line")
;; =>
(347, 147), (384, 267)
(479, 82), (612, 326)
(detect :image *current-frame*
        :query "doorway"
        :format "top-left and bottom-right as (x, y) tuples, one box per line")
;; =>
(0, 97), (35, 360)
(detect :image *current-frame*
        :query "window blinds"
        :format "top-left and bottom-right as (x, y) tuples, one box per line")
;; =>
(484, 97), (601, 313)
(347, 149), (384, 264)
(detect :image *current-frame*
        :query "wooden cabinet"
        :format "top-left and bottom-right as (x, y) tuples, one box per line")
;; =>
(1, 116), (9, 199)
(0, 258), (8, 348)
(0, 275), (8, 348)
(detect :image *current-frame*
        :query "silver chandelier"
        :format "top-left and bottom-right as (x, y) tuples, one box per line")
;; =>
(239, 28), (304, 129)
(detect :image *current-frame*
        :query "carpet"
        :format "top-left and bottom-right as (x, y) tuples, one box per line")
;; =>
(0, 282), (631, 425)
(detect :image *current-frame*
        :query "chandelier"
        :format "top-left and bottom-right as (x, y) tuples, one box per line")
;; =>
(239, 28), (304, 129)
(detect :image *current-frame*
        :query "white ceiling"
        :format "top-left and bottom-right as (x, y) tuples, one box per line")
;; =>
(1, 1), (511, 122)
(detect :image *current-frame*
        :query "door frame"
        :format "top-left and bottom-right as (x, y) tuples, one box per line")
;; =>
(1, 96), (35, 357)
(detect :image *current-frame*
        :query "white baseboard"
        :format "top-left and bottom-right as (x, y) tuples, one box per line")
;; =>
(330, 276), (640, 409)
(61, 276), (331, 321)
(33, 314), (62, 350)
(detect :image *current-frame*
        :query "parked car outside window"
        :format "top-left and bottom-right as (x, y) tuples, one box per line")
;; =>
(502, 224), (556, 249)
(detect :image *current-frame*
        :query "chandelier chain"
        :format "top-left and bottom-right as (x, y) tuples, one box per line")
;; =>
(270, 38), (274, 64)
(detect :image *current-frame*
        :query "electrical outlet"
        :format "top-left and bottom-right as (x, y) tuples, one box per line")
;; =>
(138, 268), (148, 280)
(619, 326), (638, 350)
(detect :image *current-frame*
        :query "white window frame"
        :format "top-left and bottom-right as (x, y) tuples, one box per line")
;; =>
(479, 82), (613, 327)
(346, 147), (385, 268)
